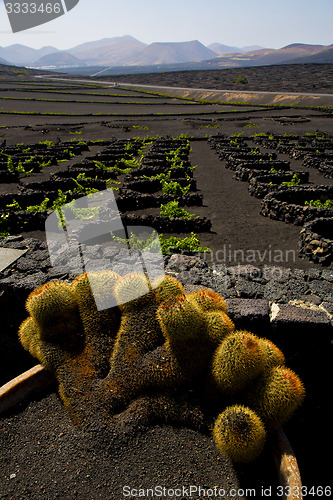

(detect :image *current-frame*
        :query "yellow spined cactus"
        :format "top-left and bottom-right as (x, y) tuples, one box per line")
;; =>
(114, 272), (151, 308)
(18, 317), (40, 360)
(152, 275), (185, 304)
(187, 288), (228, 313)
(213, 405), (266, 463)
(244, 366), (305, 429)
(156, 295), (204, 343)
(26, 280), (81, 344)
(211, 331), (266, 395)
(18, 270), (305, 464)
(204, 310), (235, 344)
(72, 271), (121, 377)
(258, 338), (285, 369)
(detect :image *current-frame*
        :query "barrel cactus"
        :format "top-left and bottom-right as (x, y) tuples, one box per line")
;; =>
(19, 271), (305, 463)
(213, 405), (266, 463)
(211, 331), (266, 395)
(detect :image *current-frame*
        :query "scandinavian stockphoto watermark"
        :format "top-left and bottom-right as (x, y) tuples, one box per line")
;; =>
(204, 244), (296, 267)
(45, 189), (165, 311)
(172, 244), (297, 285)
(4, 0), (80, 33)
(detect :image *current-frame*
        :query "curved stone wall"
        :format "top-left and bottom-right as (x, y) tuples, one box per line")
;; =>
(260, 186), (333, 225)
(299, 218), (333, 267)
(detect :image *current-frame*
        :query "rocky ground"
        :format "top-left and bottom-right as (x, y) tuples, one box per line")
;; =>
(107, 64), (333, 94)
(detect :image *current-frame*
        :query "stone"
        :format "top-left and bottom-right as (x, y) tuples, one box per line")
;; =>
(23, 238), (45, 252)
(165, 254), (208, 273)
(269, 301), (332, 356)
(322, 270), (333, 282)
(46, 266), (71, 280)
(264, 280), (288, 302)
(212, 287), (238, 299)
(292, 269), (306, 280)
(270, 303), (331, 327)
(0, 248), (28, 273)
(0, 240), (29, 250)
(309, 239), (321, 247)
(15, 257), (43, 273)
(0, 271), (49, 295)
(299, 294), (322, 306)
(102, 247), (121, 259)
(176, 268), (208, 286)
(32, 249), (49, 262)
(234, 278), (265, 299)
(227, 265), (262, 280)
(203, 272), (233, 293)
(227, 298), (270, 321)
(285, 278), (309, 299)
(321, 302), (333, 320)
(309, 279), (333, 301)
(226, 298), (270, 333)
(262, 266), (291, 283)
(306, 268), (322, 280)
(85, 259), (119, 272)
(2, 235), (24, 243)
(82, 244), (103, 259)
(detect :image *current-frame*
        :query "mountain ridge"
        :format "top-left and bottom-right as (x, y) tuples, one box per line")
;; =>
(124, 40), (217, 66)
(1, 36), (332, 71)
(36, 51), (83, 67)
(68, 35), (147, 65)
(0, 44), (59, 65)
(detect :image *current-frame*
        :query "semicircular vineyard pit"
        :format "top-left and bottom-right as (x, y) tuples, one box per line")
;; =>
(299, 218), (333, 266)
(260, 186), (333, 225)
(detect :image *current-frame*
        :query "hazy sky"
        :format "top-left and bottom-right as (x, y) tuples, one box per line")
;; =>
(0, 0), (332, 50)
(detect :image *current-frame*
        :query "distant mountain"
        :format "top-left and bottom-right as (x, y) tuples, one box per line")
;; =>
(0, 44), (37, 65)
(241, 43), (328, 65)
(34, 51), (84, 68)
(208, 43), (265, 55)
(285, 46), (333, 64)
(1, 37), (332, 72)
(201, 43), (333, 69)
(241, 45), (264, 52)
(282, 43), (325, 50)
(36, 46), (61, 59)
(63, 42), (333, 76)
(208, 43), (241, 55)
(0, 57), (10, 65)
(125, 40), (217, 66)
(68, 35), (147, 66)
(0, 44), (59, 65)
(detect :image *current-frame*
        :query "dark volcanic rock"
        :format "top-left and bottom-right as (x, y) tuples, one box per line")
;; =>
(263, 280), (288, 302)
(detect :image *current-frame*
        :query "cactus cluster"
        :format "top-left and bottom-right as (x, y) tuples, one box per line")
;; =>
(19, 272), (305, 463)
(210, 332), (304, 462)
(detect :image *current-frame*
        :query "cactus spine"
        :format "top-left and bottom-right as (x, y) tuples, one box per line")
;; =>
(211, 331), (266, 395)
(187, 289), (228, 313)
(244, 366), (305, 429)
(26, 280), (81, 345)
(157, 295), (204, 343)
(114, 272), (151, 307)
(18, 317), (40, 360)
(258, 338), (285, 369)
(152, 275), (185, 304)
(72, 271), (121, 377)
(18, 270), (305, 463)
(213, 405), (266, 463)
(204, 310), (235, 344)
